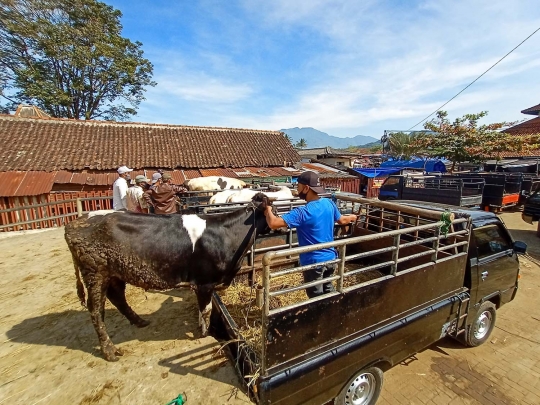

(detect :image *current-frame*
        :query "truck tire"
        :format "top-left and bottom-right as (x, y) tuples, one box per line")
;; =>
(465, 301), (497, 347)
(335, 366), (383, 405)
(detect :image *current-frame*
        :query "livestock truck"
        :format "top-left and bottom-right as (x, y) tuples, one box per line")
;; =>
(378, 175), (485, 207)
(210, 194), (526, 405)
(450, 173), (523, 211)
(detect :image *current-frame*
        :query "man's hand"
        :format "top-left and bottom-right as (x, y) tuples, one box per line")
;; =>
(337, 214), (357, 225)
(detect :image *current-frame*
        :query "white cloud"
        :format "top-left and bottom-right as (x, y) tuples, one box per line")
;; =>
(129, 0), (540, 138)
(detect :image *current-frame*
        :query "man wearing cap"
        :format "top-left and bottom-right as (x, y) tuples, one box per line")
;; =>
(150, 173), (162, 189)
(143, 173), (188, 214)
(126, 175), (150, 213)
(264, 171), (357, 298)
(112, 165), (133, 211)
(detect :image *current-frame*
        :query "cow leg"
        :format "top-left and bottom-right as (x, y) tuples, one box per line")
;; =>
(84, 273), (123, 361)
(106, 277), (150, 328)
(195, 286), (213, 337)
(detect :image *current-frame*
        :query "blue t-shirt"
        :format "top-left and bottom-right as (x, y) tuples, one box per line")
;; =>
(281, 198), (342, 266)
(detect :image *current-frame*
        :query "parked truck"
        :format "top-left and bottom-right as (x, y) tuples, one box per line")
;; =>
(451, 173), (523, 211)
(378, 175), (485, 207)
(210, 194), (526, 405)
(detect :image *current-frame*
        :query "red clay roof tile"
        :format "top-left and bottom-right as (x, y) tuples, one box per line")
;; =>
(0, 115), (300, 172)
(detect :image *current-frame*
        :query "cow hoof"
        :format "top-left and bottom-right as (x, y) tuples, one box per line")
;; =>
(103, 350), (120, 362)
(103, 344), (123, 361)
(134, 319), (151, 328)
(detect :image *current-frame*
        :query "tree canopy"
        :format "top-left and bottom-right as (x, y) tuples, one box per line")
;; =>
(0, 0), (156, 120)
(414, 111), (540, 170)
(295, 138), (307, 149)
(384, 131), (424, 160)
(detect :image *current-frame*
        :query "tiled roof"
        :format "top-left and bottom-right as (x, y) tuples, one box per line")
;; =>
(0, 115), (300, 172)
(521, 104), (540, 116)
(503, 117), (540, 135)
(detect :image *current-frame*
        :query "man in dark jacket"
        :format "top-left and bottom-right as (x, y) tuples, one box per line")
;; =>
(143, 173), (187, 214)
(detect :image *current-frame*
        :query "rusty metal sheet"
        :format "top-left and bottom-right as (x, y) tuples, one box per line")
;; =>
(270, 167), (302, 176)
(70, 173), (88, 184)
(54, 170), (73, 183)
(13, 171), (55, 196)
(92, 173), (111, 186)
(0, 171), (26, 197)
(230, 167), (256, 178)
(199, 168), (238, 178)
(169, 170), (185, 185)
(182, 170), (201, 180)
(243, 167), (282, 177)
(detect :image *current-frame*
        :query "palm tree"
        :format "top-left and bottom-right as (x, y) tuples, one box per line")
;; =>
(295, 138), (308, 149)
(283, 134), (293, 144)
(386, 132), (421, 160)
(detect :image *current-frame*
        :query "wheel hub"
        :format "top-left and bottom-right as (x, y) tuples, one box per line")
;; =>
(344, 373), (376, 405)
(474, 310), (492, 340)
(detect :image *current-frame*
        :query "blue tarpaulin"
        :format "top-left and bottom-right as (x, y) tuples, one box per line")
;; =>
(380, 158), (447, 173)
(352, 168), (403, 178)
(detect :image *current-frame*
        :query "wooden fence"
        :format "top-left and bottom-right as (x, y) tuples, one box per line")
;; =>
(0, 191), (112, 232)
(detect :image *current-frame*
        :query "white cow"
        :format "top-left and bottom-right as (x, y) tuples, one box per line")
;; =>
(209, 189), (240, 204)
(185, 176), (246, 191)
(227, 186), (293, 203)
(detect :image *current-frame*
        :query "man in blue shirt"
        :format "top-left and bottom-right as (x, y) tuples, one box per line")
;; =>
(264, 171), (357, 298)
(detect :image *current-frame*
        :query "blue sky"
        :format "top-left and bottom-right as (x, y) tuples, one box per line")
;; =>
(109, 0), (540, 139)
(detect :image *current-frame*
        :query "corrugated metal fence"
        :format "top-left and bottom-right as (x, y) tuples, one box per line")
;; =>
(0, 191), (112, 232)
(320, 177), (360, 194)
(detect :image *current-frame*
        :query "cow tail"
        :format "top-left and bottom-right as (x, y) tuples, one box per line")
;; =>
(74, 265), (87, 308)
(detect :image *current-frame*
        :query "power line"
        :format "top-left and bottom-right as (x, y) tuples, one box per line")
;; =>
(407, 26), (540, 131)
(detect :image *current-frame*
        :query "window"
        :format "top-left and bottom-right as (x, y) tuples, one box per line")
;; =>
(473, 224), (512, 259)
(382, 177), (400, 187)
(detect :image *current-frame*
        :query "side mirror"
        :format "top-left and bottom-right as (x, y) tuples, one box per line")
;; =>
(514, 241), (527, 254)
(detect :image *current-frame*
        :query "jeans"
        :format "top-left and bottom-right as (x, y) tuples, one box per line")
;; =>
(303, 264), (337, 298)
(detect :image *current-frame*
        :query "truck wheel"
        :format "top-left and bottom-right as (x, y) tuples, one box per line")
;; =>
(465, 301), (496, 347)
(335, 366), (383, 405)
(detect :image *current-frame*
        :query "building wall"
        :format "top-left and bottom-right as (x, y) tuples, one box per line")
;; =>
(319, 157), (355, 168)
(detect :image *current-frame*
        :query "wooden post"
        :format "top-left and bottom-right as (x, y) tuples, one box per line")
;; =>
(76, 198), (83, 217)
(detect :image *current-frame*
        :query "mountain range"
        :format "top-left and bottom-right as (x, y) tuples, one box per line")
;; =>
(280, 127), (379, 149)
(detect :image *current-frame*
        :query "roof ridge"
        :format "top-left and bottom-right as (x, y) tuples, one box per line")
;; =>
(0, 114), (282, 133)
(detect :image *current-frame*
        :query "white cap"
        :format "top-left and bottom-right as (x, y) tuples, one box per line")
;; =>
(117, 165), (133, 174)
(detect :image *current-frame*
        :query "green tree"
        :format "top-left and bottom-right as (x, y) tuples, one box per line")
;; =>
(283, 133), (293, 144)
(414, 111), (539, 171)
(295, 138), (307, 149)
(0, 0), (156, 120)
(385, 131), (422, 160)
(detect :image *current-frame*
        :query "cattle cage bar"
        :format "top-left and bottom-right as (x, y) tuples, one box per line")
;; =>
(261, 216), (470, 315)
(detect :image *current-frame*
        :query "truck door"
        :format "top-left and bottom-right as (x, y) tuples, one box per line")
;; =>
(379, 176), (402, 200)
(472, 224), (519, 302)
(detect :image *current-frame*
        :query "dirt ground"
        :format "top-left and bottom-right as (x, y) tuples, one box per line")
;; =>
(0, 229), (251, 405)
(0, 211), (538, 405)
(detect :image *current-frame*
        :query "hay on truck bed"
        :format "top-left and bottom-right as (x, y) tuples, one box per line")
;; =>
(218, 264), (384, 356)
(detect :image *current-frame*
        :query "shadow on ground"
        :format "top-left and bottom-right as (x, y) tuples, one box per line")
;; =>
(5, 289), (201, 359)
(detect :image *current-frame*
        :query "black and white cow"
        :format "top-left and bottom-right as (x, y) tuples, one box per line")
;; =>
(64, 193), (272, 361)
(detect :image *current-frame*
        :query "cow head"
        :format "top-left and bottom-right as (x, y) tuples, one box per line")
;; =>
(250, 192), (275, 212)
(248, 192), (276, 234)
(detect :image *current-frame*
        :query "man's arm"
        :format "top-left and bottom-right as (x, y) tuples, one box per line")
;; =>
(173, 184), (188, 193)
(119, 181), (129, 209)
(337, 214), (358, 225)
(143, 190), (154, 207)
(264, 206), (287, 230)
